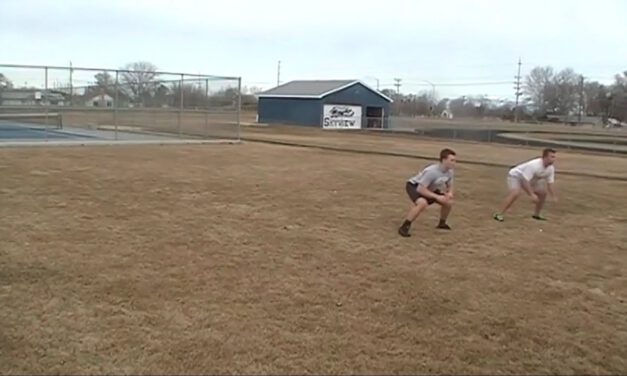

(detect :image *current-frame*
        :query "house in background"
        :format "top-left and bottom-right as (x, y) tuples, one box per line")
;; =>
(0, 89), (67, 106)
(82, 87), (130, 107)
(86, 92), (114, 107)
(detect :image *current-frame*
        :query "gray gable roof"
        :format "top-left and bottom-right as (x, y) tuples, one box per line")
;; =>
(258, 80), (393, 102)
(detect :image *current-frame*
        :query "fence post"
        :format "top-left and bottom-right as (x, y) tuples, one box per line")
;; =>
(114, 70), (119, 141)
(69, 62), (73, 107)
(44, 66), (49, 141)
(204, 78), (209, 139)
(237, 77), (242, 141)
(178, 73), (184, 138)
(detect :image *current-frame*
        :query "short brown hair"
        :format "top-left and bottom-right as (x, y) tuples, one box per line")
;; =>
(439, 148), (456, 161)
(542, 148), (556, 157)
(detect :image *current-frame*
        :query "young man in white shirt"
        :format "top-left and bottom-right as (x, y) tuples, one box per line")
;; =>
(398, 148), (456, 237)
(494, 148), (558, 222)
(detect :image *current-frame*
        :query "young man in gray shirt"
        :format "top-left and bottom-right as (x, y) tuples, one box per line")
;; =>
(398, 148), (456, 237)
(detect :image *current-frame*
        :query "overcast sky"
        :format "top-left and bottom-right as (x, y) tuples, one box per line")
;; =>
(2, 0), (626, 99)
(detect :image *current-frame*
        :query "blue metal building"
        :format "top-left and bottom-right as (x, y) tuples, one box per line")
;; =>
(257, 80), (393, 129)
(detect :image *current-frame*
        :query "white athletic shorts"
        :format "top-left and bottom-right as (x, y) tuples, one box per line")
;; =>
(507, 175), (546, 192)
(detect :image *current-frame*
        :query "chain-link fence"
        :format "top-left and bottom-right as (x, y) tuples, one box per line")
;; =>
(0, 64), (241, 142)
(387, 115), (627, 155)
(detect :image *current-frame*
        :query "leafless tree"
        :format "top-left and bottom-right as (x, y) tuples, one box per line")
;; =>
(551, 68), (580, 115)
(615, 71), (627, 87)
(434, 99), (449, 115)
(525, 66), (586, 116)
(207, 87), (240, 108)
(610, 71), (627, 120)
(524, 66), (554, 115)
(381, 89), (396, 99)
(583, 81), (610, 116)
(94, 72), (115, 88)
(171, 82), (209, 108)
(0, 73), (13, 90)
(247, 86), (264, 95)
(120, 61), (159, 106)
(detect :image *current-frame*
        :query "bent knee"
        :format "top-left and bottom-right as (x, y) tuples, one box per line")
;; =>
(415, 197), (430, 207)
(509, 189), (522, 197)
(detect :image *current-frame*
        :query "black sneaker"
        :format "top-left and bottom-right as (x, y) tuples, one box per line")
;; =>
(532, 214), (547, 221)
(398, 226), (411, 237)
(436, 223), (452, 230)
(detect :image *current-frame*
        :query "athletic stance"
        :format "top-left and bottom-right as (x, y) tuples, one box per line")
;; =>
(398, 148), (456, 237)
(494, 148), (558, 222)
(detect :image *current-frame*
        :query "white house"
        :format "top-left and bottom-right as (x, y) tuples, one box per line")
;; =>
(86, 93), (114, 107)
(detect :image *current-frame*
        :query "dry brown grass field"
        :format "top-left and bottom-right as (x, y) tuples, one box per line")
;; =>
(1, 127), (626, 374)
(391, 116), (626, 134)
(57, 108), (625, 137)
(242, 125), (627, 180)
(20, 108), (619, 155)
(60, 109), (245, 140)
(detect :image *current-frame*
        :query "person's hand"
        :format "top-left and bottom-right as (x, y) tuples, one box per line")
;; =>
(436, 194), (450, 205)
(446, 192), (454, 200)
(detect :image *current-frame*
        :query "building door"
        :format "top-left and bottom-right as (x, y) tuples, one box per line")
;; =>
(365, 106), (384, 128)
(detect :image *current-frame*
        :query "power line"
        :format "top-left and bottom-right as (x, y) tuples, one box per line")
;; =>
(383, 81), (512, 87)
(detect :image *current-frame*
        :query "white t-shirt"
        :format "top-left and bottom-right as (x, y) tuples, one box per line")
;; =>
(408, 163), (454, 192)
(508, 158), (555, 184)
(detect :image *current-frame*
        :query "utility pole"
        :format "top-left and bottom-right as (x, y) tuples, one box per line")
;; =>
(579, 75), (585, 124)
(514, 57), (522, 123)
(394, 78), (402, 95)
(276, 60), (281, 87)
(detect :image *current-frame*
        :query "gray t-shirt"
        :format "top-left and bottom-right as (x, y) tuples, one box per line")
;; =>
(408, 163), (454, 192)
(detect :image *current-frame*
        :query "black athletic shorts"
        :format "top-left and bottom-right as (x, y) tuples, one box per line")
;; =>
(406, 181), (442, 205)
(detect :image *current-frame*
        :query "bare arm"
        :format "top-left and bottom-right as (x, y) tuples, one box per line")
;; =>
(417, 185), (443, 200)
(547, 183), (557, 200)
(547, 168), (557, 199)
(446, 180), (454, 197)
(520, 178), (535, 196)
(519, 166), (539, 197)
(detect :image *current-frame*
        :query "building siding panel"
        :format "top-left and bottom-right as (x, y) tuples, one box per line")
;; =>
(258, 97), (322, 126)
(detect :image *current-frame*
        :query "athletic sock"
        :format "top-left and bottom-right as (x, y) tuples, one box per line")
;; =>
(438, 219), (447, 226)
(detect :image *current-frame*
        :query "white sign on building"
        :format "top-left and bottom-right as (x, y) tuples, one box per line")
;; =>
(322, 104), (362, 129)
